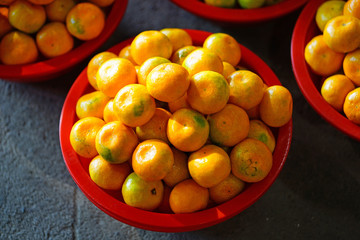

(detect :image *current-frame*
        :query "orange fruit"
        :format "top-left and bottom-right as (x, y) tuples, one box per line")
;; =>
(187, 70), (230, 114)
(8, 0), (46, 34)
(113, 84), (156, 127)
(245, 105), (260, 120)
(137, 56), (171, 86)
(222, 61), (236, 79)
(135, 108), (172, 143)
(228, 70), (264, 110)
(203, 32), (241, 66)
(27, 0), (55, 4)
(167, 108), (209, 152)
(0, 31), (38, 65)
(247, 119), (276, 152)
(323, 15), (360, 53)
(89, 155), (131, 190)
(209, 173), (245, 204)
(304, 35), (344, 76)
(238, 0), (265, 8)
(169, 179), (209, 214)
(122, 172), (164, 211)
(132, 139), (174, 181)
(168, 93), (191, 113)
(146, 63), (190, 102)
(163, 147), (190, 187)
(259, 85), (293, 127)
(95, 121), (138, 164)
(66, 2), (105, 40)
(75, 91), (111, 119)
(315, 0), (346, 32)
(343, 48), (360, 86)
(103, 99), (120, 123)
(118, 45), (137, 66)
(208, 104), (250, 147)
(343, 87), (360, 124)
(36, 22), (74, 58)
(45, 0), (76, 22)
(87, 51), (117, 90)
(321, 74), (355, 111)
(171, 45), (197, 65)
(69, 117), (105, 158)
(182, 48), (223, 76)
(0, 7), (12, 38)
(230, 138), (273, 182)
(160, 28), (192, 52)
(88, 0), (114, 7)
(130, 30), (173, 65)
(343, 0), (360, 19)
(96, 58), (137, 97)
(188, 145), (231, 188)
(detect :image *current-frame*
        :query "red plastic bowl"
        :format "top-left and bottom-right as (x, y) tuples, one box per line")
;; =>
(59, 29), (293, 232)
(170, 0), (308, 23)
(291, 0), (360, 141)
(0, 0), (128, 82)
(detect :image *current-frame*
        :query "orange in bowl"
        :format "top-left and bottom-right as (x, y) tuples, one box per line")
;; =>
(59, 29), (292, 232)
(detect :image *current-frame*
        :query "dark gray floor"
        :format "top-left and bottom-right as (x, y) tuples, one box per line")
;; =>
(1, 0), (360, 239)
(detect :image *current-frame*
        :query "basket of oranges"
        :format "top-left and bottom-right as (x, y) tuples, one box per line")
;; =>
(60, 29), (293, 232)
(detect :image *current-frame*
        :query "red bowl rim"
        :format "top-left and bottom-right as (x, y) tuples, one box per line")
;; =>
(170, 0), (308, 23)
(291, 0), (360, 141)
(0, 0), (128, 82)
(59, 29), (293, 232)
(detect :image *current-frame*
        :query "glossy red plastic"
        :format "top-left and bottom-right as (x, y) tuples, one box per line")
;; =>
(291, 0), (360, 141)
(170, 0), (308, 23)
(59, 29), (293, 232)
(0, 0), (128, 82)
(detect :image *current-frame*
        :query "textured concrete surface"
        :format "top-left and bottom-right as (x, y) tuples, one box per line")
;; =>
(1, 0), (360, 239)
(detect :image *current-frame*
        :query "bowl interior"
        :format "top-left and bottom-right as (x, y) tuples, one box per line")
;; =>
(0, 0), (128, 82)
(291, 0), (360, 141)
(170, 0), (308, 23)
(59, 29), (293, 232)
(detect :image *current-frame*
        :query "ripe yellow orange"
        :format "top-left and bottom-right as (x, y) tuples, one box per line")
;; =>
(95, 121), (139, 164)
(343, 0), (360, 19)
(188, 145), (231, 188)
(45, 0), (76, 22)
(36, 22), (74, 58)
(66, 2), (105, 40)
(69, 117), (105, 158)
(171, 45), (197, 65)
(146, 63), (190, 102)
(163, 147), (190, 187)
(113, 84), (156, 127)
(230, 138), (273, 182)
(96, 58), (137, 97)
(118, 45), (137, 66)
(208, 104), (250, 147)
(167, 108), (209, 152)
(137, 56), (171, 86)
(89, 155), (131, 190)
(130, 30), (173, 65)
(168, 93), (191, 113)
(132, 139), (174, 181)
(182, 48), (223, 76)
(103, 99), (120, 123)
(247, 119), (276, 152)
(343, 48), (360, 86)
(315, 0), (346, 32)
(87, 51), (117, 90)
(187, 70), (230, 114)
(228, 70), (264, 110)
(0, 31), (38, 65)
(209, 173), (245, 204)
(169, 179), (209, 213)
(321, 74), (355, 111)
(304, 35), (344, 76)
(203, 32), (241, 66)
(343, 87), (360, 124)
(75, 90), (111, 119)
(160, 28), (192, 52)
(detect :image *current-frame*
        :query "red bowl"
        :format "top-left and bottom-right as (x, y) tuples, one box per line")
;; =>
(59, 29), (293, 232)
(291, 0), (360, 141)
(0, 0), (128, 82)
(170, 0), (308, 23)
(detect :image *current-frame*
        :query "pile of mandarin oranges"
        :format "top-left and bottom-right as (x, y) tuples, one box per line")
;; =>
(202, 0), (284, 9)
(0, 0), (113, 65)
(69, 28), (293, 213)
(305, 0), (360, 125)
